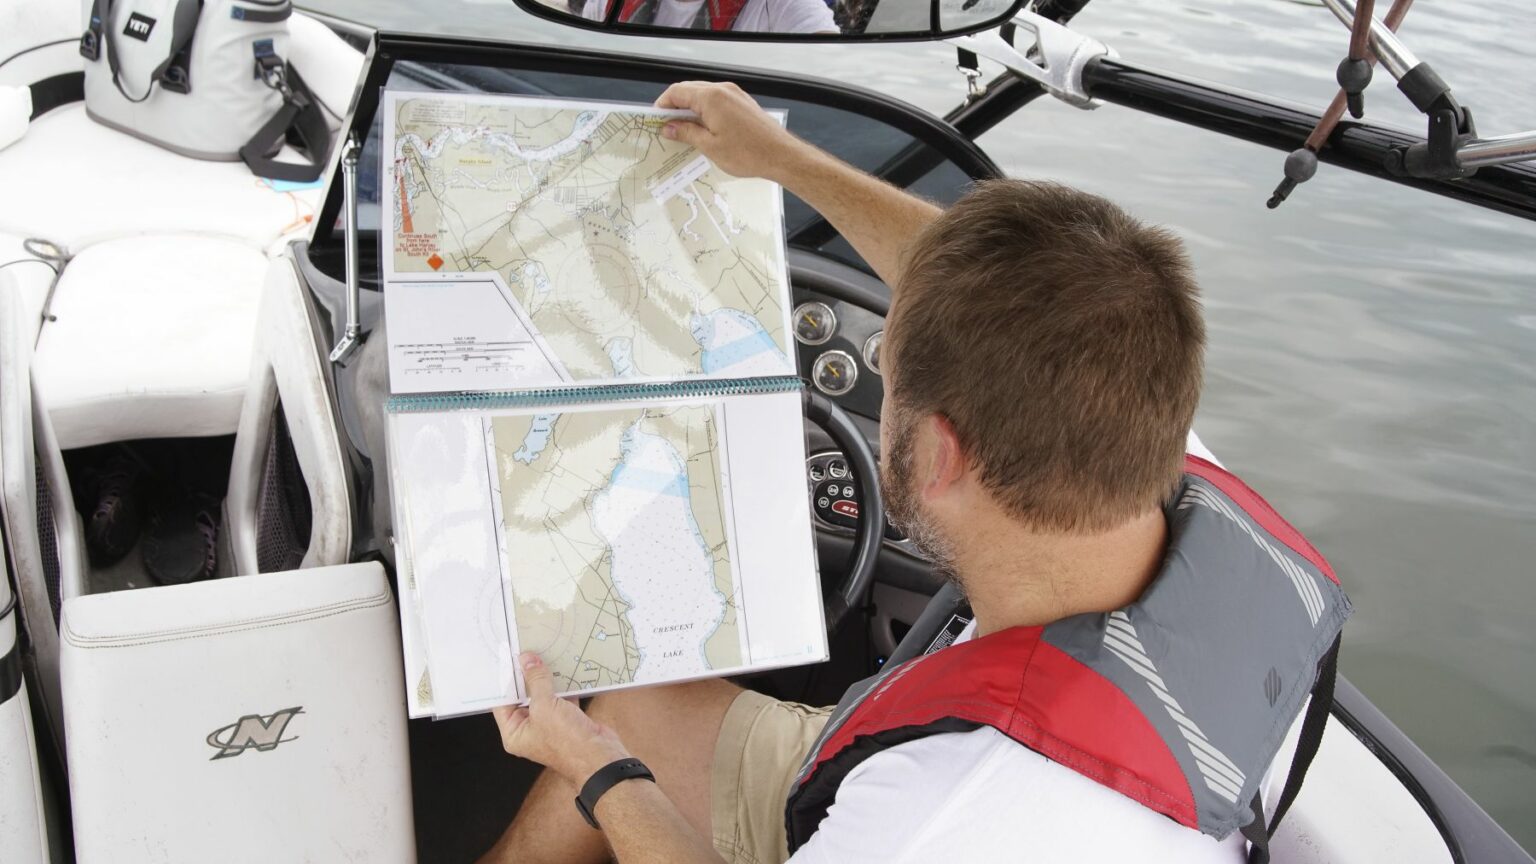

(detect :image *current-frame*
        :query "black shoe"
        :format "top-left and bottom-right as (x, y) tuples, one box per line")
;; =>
(84, 452), (143, 566)
(142, 497), (221, 585)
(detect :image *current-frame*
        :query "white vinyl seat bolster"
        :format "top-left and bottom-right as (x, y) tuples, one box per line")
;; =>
(0, 276), (84, 750)
(0, 85), (29, 152)
(0, 569), (51, 864)
(0, 2), (81, 91)
(60, 562), (415, 863)
(226, 254), (352, 575)
(286, 13), (366, 131)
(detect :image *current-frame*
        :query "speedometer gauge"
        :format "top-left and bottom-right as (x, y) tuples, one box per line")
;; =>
(812, 351), (858, 396)
(793, 301), (837, 345)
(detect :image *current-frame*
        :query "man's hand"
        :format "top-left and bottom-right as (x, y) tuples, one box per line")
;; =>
(656, 81), (813, 184)
(490, 657), (726, 864)
(493, 653), (631, 784)
(655, 80), (942, 289)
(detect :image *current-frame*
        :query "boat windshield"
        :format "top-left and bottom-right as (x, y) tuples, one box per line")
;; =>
(342, 58), (992, 282)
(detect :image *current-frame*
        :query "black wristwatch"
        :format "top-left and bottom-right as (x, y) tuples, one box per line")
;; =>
(575, 758), (656, 829)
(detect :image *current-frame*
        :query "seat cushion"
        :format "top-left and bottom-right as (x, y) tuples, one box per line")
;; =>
(34, 234), (266, 449)
(60, 562), (415, 864)
(0, 103), (319, 251)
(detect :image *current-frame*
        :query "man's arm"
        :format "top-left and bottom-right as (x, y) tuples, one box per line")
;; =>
(492, 653), (724, 864)
(656, 81), (942, 290)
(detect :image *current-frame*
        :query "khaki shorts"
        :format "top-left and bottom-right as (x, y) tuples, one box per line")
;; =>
(710, 690), (832, 864)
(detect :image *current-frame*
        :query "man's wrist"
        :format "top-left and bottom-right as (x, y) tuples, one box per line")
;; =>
(765, 136), (826, 192)
(575, 757), (656, 830)
(568, 743), (633, 785)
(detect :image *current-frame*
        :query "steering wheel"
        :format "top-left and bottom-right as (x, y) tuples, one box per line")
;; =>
(803, 390), (884, 635)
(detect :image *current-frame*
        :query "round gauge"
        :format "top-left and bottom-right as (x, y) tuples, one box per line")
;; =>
(862, 331), (883, 375)
(793, 301), (837, 346)
(812, 350), (858, 396)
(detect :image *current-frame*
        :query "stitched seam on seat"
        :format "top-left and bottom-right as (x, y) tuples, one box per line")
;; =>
(64, 590), (390, 647)
(64, 593), (382, 641)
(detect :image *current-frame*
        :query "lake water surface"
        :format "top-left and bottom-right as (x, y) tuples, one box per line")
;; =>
(304, 0), (1536, 847)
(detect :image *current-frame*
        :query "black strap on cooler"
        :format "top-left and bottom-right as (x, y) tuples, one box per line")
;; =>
(240, 54), (332, 183)
(1242, 634), (1341, 864)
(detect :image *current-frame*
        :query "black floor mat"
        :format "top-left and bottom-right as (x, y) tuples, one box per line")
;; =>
(409, 714), (542, 863)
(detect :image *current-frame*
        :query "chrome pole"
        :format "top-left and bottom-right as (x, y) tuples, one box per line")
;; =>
(330, 133), (362, 364)
(1319, 0), (1418, 80)
(1457, 131), (1536, 170)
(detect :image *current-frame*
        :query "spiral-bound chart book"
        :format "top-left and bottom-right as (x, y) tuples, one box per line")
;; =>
(380, 90), (827, 719)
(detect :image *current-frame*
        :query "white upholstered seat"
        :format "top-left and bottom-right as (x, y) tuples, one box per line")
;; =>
(0, 104), (322, 254)
(60, 562), (415, 863)
(32, 234), (268, 449)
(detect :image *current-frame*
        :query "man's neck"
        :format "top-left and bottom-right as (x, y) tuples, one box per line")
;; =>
(958, 508), (1170, 636)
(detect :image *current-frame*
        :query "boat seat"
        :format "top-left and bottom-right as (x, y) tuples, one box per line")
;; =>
(224, 253), (353, 575)
(0, 103), (321, 255)
(0, 9), (362, 255)
(0, 268), (86, 751)
(33, 234), (267, 449)
(60, 562), (415, 863)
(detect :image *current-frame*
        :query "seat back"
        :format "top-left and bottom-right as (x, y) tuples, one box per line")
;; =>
(0, 553), (52, 863)
(60, 562), (414, 863)
(0, 271), (85, 748)
(225, 253), (352, 575)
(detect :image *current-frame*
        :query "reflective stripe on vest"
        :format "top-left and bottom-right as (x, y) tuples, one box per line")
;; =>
(785, 456), (1351, 850)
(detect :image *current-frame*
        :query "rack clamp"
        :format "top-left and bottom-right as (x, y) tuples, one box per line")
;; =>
(946, 10), (1113, 109)
(1386, 66), (1477, 180)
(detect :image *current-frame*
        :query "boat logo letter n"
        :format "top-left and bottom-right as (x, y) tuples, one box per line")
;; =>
(206, 707), (303, 760)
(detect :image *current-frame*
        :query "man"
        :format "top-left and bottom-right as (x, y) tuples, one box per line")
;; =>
(581, 0), (837, 35)
(480, 81), (1349, 863)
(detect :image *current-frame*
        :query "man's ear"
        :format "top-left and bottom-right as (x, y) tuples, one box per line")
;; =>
(919, 413), (967, 501)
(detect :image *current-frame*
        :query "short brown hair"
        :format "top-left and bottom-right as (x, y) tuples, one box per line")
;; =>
(886, 180), (1204, 533)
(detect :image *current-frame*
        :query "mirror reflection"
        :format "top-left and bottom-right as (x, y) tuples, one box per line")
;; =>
(536, 0), (1014, 37)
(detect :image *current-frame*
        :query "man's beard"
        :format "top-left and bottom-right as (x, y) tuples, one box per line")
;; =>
(882, 405), (963, 595)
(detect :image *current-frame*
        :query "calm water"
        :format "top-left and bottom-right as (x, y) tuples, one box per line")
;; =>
(305, 0), (1536, 847)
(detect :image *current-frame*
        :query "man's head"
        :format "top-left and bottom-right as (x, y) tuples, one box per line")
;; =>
(880, 180), (1204, 573)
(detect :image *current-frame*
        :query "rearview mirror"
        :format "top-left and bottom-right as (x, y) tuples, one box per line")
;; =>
(514, 0), (1021, 39)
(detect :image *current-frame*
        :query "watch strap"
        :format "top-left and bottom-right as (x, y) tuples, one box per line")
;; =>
(575, 757), (656, 829)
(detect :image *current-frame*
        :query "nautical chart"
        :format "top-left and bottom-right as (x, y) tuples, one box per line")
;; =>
(486, 403), (746, 693)
(381, 91), (794, 391)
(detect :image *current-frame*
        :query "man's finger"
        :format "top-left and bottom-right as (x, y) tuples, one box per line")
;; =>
(655, 81), (716, 111)
(491, 705), (530, 752)
(521, 651), (556, 706)
(663, 120), (711, 149)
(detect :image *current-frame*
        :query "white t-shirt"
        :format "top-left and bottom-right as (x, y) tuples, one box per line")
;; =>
(581, 0), (835, 33)
(788, 621), (1301, 862)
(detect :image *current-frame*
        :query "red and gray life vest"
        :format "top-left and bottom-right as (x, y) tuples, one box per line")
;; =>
(786, 455), (1352, 853)
(613, 0), (751, 31)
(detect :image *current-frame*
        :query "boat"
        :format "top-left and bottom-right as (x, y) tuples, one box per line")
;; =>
(0, 0), (1531, 860)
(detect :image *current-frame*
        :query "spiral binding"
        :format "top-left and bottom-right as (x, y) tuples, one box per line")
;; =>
(386, 375), (805, 413)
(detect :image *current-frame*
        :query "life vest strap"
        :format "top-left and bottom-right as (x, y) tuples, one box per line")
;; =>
(1240, 634), (1340, 863)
